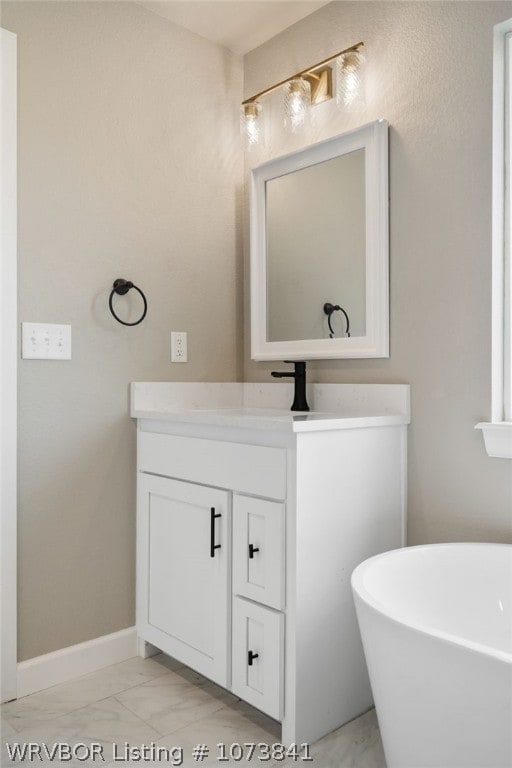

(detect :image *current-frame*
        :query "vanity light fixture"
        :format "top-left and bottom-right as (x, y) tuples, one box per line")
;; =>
(283, 78), (311, 133)
(240, 102), (263, 152)
(336, 48), (366, 109)
(240, 41), (365, 150)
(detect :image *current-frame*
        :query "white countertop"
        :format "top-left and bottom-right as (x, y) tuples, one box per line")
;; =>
(131, 383), (410, 433)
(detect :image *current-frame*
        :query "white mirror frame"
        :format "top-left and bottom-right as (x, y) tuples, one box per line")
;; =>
(250, 119), (389, 361)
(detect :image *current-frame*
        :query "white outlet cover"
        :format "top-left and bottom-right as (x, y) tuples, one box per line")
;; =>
(171, 331), (187, 363)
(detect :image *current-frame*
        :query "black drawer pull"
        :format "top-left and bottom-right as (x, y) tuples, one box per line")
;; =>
(248, 650), (259, 666)
(210, 507), (221, 558)
(248, 544), (260, 559)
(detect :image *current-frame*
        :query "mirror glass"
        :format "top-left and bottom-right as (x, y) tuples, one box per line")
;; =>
(266, 149), (366, 342)
(250, 120), (389, 360)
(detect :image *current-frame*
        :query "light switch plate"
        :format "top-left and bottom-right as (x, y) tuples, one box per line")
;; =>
(22, 323), (72, 360)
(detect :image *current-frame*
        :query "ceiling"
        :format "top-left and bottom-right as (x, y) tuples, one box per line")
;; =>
(136, 1), (331, 55)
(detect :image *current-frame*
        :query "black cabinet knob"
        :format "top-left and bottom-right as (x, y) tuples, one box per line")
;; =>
(248, 544), (260, 559)
(248, 650), (259, 666)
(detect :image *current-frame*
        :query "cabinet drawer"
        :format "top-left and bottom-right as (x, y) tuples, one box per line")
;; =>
(233, 495), (285, 610)
(232, 597), (284, 721)
(139, 432), (286, 500)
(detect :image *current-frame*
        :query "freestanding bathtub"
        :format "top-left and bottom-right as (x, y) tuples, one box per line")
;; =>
(351, 543), (512, 768)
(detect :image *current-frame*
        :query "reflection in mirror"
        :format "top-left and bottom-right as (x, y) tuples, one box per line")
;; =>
(266, 149), (366, 342)
(250, 120), (389, 360)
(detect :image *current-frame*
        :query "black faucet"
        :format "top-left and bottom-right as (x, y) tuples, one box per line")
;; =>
(271, 361), (309, 412)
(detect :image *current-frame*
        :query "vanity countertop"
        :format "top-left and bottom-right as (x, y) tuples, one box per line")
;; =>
(131, 382), (410, 433)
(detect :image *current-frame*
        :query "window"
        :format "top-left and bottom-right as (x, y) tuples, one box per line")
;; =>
(476, 19), (512, 458)
(504, 32), (512, 421)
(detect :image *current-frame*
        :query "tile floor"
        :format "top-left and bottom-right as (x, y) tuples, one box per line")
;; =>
(1, 654), (386, 767)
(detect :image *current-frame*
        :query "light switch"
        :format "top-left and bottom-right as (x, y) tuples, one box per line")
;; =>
(22, 323), (72, 360)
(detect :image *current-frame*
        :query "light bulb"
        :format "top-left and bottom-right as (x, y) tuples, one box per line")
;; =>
(283, 78), (311, 133)
(240, 102), (263, 151)
(336, 49), (366, 110)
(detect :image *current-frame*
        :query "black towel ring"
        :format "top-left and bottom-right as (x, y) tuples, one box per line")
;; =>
(109, 279), (147, 326)
(323, 302), (351, 338)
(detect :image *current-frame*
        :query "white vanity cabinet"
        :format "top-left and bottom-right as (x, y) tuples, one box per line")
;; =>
(134, 383), (409, 746)
(136, 430), (288, 699)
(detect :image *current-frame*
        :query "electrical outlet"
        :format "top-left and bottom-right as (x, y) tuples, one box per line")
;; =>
(22, 322), (72, 360)
(171, 331), (187, 363)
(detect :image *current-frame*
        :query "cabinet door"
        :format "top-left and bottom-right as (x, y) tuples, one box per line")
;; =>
(137, 473), (230, 686)
(232, 597), (284, 720)
(233, 495), (285, 610)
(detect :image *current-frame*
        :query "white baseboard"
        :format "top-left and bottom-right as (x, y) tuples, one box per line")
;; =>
(17, 627), (138, 699)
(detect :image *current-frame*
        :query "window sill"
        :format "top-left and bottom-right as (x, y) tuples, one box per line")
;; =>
(475, 422), (512, 459)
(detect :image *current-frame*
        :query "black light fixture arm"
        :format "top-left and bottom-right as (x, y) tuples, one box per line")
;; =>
(323, 302), (350, 338)
(108, 279), (147, 326)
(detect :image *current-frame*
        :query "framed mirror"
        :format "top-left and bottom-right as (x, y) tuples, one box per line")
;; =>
(250, 119), (389, 360)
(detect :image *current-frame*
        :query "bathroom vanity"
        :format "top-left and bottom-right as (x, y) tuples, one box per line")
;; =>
(132, 382), (409, 745)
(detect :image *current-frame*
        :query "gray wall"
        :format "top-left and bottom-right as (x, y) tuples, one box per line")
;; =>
(244, 1), (512, 544)
(1, 1), (243, 661)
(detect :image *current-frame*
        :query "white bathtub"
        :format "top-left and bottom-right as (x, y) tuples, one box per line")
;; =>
(351, 543), (512, 768)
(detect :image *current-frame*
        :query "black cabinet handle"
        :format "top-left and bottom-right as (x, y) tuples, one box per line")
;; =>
(248, 650), (259, 666)
(210, 507), (221, 558)
(248, 544), (260, 559)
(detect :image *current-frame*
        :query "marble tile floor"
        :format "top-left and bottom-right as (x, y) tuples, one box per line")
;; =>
(1, 654), (386, 767)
